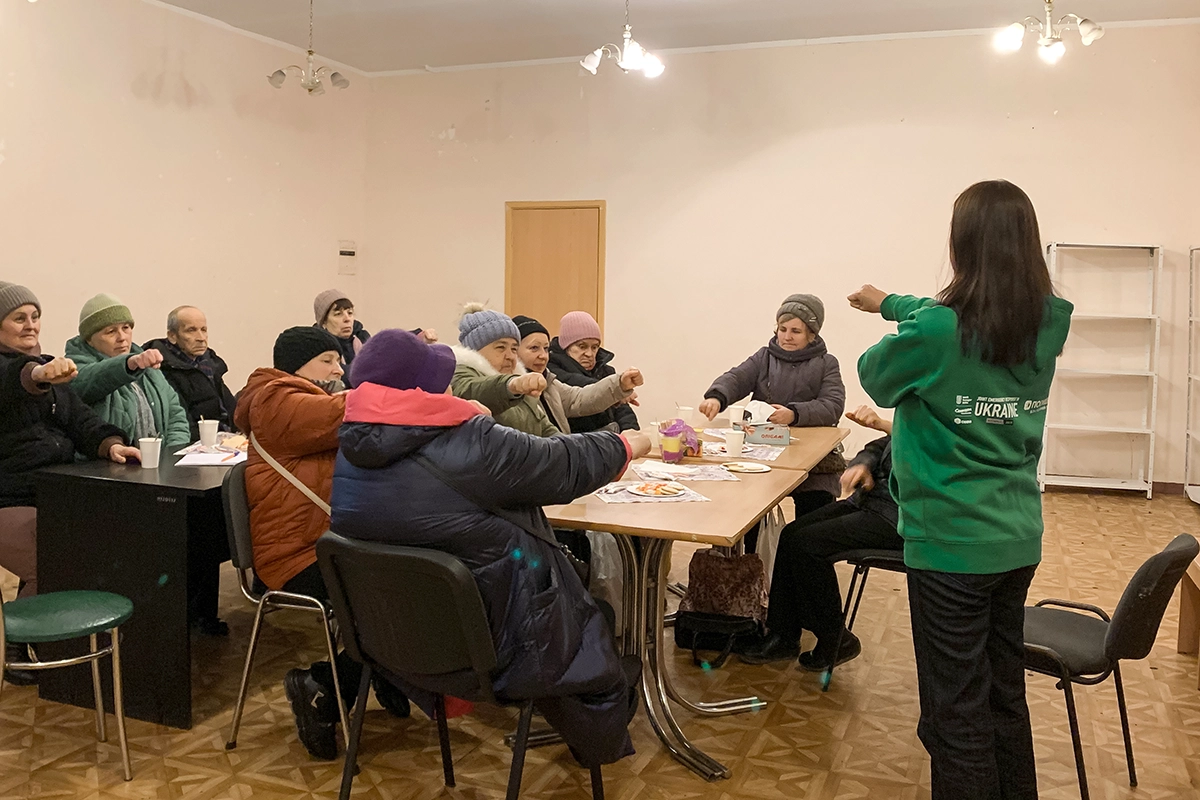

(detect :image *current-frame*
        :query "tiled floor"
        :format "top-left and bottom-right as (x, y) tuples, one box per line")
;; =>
(2, 492), (1199, 799)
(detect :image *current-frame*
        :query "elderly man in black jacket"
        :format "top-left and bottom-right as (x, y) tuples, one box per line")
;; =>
(144, 305), (237, 443)
(741, 406), (902, 670)
(330, 329), (651, 768)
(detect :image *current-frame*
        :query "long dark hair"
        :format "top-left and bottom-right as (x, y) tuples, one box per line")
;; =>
(938, 180), (1054, 367)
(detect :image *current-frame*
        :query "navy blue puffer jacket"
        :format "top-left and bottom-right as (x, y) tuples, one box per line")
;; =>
(330, 383), (635, 765)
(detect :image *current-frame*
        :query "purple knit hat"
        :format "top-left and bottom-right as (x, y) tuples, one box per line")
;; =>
(351, 329), (456, 393)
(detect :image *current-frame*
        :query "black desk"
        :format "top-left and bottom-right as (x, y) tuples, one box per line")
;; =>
(34, 456), (230, 729)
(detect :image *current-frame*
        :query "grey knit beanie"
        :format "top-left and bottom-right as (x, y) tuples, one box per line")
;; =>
(458, 303), (520, 351)
(777, 293), (825, 335)
(0, 282), (40, 322)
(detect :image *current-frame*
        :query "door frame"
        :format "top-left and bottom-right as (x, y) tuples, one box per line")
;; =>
(504, 200), (607, 331)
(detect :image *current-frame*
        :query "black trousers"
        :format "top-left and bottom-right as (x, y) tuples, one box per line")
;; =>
(908, 565), (1039, 800)
(282, 561), (364, 702)
(744, 489), (834, 554)
(765, 500), (902, 643)
(187, 494), (231, 622)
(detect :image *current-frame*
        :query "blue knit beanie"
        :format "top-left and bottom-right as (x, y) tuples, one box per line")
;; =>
(458, 303), (520, 351)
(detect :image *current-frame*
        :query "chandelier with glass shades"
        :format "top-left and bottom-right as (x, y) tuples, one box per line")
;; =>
(993, 0), (1104, 64)
(267, 0), (349, 95)
(580, 0), (664, 78)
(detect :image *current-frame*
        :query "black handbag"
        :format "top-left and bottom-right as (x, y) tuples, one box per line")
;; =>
(672, 548), (767, 668)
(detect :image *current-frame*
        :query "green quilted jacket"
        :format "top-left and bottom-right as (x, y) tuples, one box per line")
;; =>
(64, 338), (192, 449)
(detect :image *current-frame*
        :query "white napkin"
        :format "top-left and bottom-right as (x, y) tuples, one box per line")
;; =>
(744, 400), (776, 424)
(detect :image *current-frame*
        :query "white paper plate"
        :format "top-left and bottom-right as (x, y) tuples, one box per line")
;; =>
(628, 481), (688, 498)
(722, 462), (771, 473)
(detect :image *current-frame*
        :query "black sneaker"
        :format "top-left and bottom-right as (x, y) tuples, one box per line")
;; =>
(738, 633), (801, 665)
(4, 643), (37, 686)
(284, 668), (339, 760)
(371, 674), (411, 719)
(798, 630), (862, 673)
(191, 617), (230, 637)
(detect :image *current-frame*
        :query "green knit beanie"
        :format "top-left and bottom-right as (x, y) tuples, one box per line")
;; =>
(79, 293), (135, 342)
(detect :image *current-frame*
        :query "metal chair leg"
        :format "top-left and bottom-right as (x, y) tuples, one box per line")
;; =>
(110, 627), (132, 781)
(434, 694), (455, 787)
(338, 664), (372, 800)
(1060, 677), (1090, 800)
(823, 564), (868, 692)
(1112, 664), (1137, 787)
(89, 633), (107, 743)
(506, 701), (535, 800)
(590, 762), (605, 800)
(321, 609), (352, 736)
(846, 566), (872, 631)
(226, 599), (269, 749)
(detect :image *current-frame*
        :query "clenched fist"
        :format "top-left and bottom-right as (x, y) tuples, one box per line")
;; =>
(619, 368), (643, 392)
(30, 357), (79, 385)
(507, 372), (547, 398)
(699, 398), (721, 421)
(127, 350), (164, 371)
(848, 284), (888, 315)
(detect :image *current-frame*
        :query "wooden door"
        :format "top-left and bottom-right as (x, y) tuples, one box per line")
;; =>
(505, 200), (605, 336)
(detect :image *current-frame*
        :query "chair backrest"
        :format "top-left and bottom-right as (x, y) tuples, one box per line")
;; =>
(221, 462), (255, 572)
(1106, 533), (1200, 662)
(316, 531), (498, 702)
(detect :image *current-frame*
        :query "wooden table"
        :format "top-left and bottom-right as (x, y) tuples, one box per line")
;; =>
(1179, 555), (1200, 689)
(546, 466), (814, 781)
(35, 456), (231, 729)
(648, 425), (849, 474)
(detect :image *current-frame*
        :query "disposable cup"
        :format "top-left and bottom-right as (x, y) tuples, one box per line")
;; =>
(727, 405), (745, 428)
(726, 430), (746, 456)
(139, 437), (161, 469)
(198, 419), (219, 447)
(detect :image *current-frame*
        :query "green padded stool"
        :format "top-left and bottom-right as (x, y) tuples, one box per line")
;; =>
(1, 590), (134, 780)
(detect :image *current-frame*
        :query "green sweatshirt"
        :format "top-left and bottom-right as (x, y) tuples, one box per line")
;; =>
(857, 294), (1073, 574)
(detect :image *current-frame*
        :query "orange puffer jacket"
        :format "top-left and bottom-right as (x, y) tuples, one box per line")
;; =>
(234, 368), (346, 590)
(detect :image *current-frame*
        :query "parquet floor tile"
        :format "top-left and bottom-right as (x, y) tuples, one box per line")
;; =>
(3, 492), (1200, 798)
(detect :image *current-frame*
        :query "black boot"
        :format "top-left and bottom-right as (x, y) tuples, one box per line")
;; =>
(283, 668), (339, 760)
(4, 642), (38, 686)
(371, 674), (411, 719)
(798, 630), (862, 672)
(738, 632), (801, 665)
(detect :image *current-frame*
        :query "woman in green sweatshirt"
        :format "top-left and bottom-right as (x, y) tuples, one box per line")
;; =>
(850, 180), (1072, 800)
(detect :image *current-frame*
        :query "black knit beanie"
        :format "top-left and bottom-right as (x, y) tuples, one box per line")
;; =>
(512, 315), (549, 342)
(273, 326), (341, 374)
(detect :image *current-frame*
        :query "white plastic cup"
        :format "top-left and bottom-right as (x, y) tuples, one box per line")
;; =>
(138, 437), (161, 469)
(726, 430), (745, 456)
(728, 405), (745, 429)
(198, 419), (219, 447)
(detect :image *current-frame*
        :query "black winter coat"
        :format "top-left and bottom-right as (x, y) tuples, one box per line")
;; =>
(547, 339), (639, 433)
(143, 339), (237, 442)
(330, 383), (634, 765)
(0, 350), (125, 508)
(846, 435), (897, 527)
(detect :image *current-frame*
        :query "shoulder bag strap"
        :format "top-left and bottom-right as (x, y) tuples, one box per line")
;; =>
(250, 431), (331, 516)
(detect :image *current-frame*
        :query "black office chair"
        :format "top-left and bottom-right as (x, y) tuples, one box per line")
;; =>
(822, 548), (907, 690)
(1024, 533), (1200, 800)
(315, 531), (606, 800)
(220, 462), (349, 749)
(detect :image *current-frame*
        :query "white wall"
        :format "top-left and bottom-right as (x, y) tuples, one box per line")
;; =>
(361, 25), (1200, 478)
(0, 0), (369, 389)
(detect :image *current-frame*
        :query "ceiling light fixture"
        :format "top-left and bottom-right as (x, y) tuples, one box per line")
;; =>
(993, 0), (1104, 64)
(580, 0), (664, 78)
(267, 0), (349, 95)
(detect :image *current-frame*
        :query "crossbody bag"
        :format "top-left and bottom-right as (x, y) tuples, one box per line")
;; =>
(250, 432), (331, 515)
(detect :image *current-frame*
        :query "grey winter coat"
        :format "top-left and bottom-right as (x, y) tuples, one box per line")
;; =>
(704, 336), (846, 495)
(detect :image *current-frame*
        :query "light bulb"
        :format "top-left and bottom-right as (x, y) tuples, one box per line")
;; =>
(642, 53), (664, 78)
(1078, 18), (1104, 46)
(580, 48), (603, 75)
(1038, 39), (1066, 64)
(618, 39), (645, 72)
(267, 70), (287, 88)
(993, 22), (1027, 53)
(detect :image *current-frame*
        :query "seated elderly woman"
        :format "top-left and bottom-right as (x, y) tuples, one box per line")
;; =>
(314, 288), (438, 387)
(64, 293), (230, 635)
(512, 314), (643, 434)
(331, 329), (651, 768)
(548, 311), (641, 433)
(699, 293), (847, 542)
(0, 283), (137, 683)
(236, 326), (410, 762)
(449, 303), (562, 437)
(65, 294), (191, 450)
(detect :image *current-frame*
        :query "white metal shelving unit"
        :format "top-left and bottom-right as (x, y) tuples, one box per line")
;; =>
(1039, 242), (1162, 499)
(1187, 247), (1200, 505)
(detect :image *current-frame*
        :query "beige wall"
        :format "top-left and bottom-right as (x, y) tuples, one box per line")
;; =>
(0, 0), (369, 390)
(362, 25), (1200, 480)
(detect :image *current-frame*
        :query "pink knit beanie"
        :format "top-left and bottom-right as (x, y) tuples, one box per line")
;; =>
(558, 311), (602, 349)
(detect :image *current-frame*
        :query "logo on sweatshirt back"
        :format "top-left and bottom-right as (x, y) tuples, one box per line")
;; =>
(974, 396), (1020, 425)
